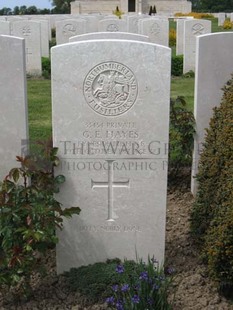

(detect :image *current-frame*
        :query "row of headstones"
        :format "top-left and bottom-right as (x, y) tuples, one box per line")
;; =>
(0, 12), (232, 75)
(1, 31), (233, 273)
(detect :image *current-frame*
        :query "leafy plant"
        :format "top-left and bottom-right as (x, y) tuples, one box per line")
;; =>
(168, 96), (195, 185)
(171, 55), (183, 76)
(106, 257), (174, 310)
(42, 57), (51, 79)
(190, 74), (233, 297)
(0, 139), (80, 292)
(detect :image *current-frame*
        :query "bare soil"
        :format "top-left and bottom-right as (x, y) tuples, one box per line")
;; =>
(0, 189), (232, 310)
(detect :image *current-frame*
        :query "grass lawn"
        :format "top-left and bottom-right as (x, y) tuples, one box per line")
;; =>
(27, 76), (195, 142)
(27, 78), (52, 143)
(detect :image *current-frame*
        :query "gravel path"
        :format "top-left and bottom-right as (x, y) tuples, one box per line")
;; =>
(0, 190), (232, 309)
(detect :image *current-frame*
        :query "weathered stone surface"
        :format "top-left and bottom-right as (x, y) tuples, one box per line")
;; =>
(69, 31), (149, 42)
(0, 35), (28, 181)
(11, 20), (42, 76)
(183, 19), (211, 73)
(52, 39), (171, 273)
(191, 32), (233, 194)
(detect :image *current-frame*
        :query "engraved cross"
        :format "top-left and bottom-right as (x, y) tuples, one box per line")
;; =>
(26, 48), (32, 63)
(91, 160), (130, 221)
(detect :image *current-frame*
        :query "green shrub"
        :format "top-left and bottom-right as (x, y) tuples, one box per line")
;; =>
(0, 140), (80, 293)
(190, 74), (233, 296)
(42, 57), (51, 79)
(168, 96), (195, 186)
(171, 55), (183, 76)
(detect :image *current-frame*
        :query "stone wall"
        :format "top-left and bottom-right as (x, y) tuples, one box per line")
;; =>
(71, 0), (192, 15)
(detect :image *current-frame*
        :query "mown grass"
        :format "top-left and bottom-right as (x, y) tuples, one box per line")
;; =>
(27, 78), (52, 143)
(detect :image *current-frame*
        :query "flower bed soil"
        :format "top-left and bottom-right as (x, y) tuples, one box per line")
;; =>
(0, 190), (232, 310)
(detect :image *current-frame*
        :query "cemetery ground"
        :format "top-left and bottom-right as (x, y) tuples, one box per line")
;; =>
(0, 76), (232, 309)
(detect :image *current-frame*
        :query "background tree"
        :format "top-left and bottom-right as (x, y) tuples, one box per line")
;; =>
(13, 6), (20, 15)
(25, 5), (38, 14)
(50, 0), (73, 13)
(0, 7), (12, 15)
(192, 0), (233, 12)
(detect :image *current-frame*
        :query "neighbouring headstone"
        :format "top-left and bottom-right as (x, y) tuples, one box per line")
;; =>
(69, 32), (149, 42)
(176, 18), (185, 55)
(183, 19), (211, 73)
(218, 13), (226, 26)
(127, 15), (144, 33)
(98, 18), (127, 32)
(56, 19), (86, 45)
(191, 32), (233, 194)
(0, 21), (10, 35)
(0, 35), (28, 181)
(52, 39), (171, 273)
(36, 19), (50, 58)
(139, 18), (169, 46)
(11, 20), (42, 76)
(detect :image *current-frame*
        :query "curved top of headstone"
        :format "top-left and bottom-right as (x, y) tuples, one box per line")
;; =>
(69, 32), (150, 42)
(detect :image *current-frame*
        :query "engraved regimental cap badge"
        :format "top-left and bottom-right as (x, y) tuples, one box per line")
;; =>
(83, 61), (138, 117)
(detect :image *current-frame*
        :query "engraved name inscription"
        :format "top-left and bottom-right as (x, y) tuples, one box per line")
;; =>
(83, 62), (138, 116)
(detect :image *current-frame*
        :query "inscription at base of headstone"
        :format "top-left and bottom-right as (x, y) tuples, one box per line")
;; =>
(52, 39), (171, 273)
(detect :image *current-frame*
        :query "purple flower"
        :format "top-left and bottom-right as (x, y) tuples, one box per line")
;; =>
(116, 264), (124, 274)
(131, 295), (140, 304)
(139, 271), (148, 281)
(116, 300), (124, 310)
(134, 283), (140, 291)
(112, 284), (119, 292)
(121, 284), (130, 292)
(106, 296), (115, 305)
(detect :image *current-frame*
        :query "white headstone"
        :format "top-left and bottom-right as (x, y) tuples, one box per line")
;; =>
(0, 35), (28, 180)
(127, 15), (144, 33)
(52, 39), (171, 273)
(176, 18), (185, 55)
(69, 32), (150, 42)
(56, 19), (86, 45)
(183, 19), (211, 73)
(191, 32), (233, 194)
(218, 13), (226, 26)
(139, 18), (169, 46)
(12, 21), (42, 76)
(0, 21), (10, 35)
(98, 18), (127, 32)
(83, 15), (99, 33)
(36, 19), (50, 58)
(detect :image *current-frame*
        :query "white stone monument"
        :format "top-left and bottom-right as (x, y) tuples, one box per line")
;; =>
(0, 35), (28, 181)
(183, 19), (211, 73)
(52, 39), (171, 273)
(218, 13), (226, 26)
(56, 19), (86, 45)
(98, 18), (127, 32)
(139, 18), (169, 46)
(0, 21), (10, 35)
(191, 32), (233, 194)
(69, 32), (149, 42)
(11, 21), (42, 76)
